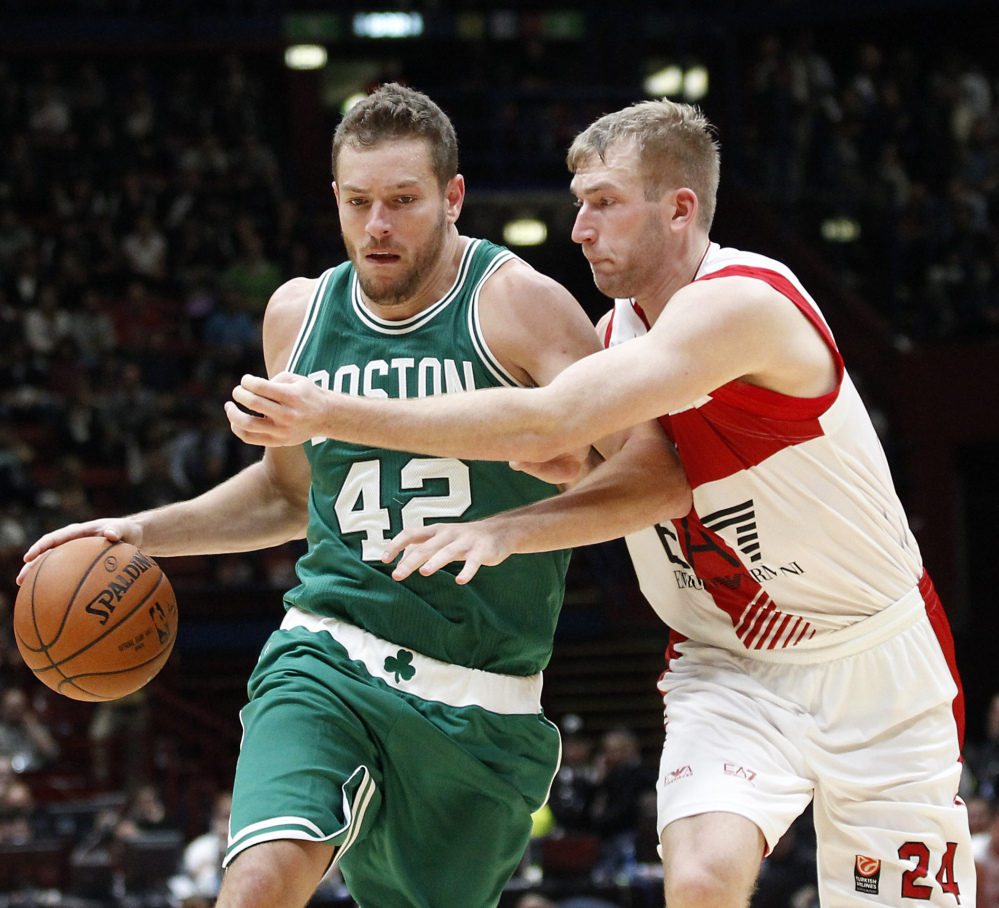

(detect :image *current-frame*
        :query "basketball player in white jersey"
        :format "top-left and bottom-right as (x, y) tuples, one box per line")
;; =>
(226, 99), (973, 908)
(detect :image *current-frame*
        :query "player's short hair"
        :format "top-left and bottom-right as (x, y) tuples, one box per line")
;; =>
(567, 99), (721, 230)
(332, 82), (458, 190)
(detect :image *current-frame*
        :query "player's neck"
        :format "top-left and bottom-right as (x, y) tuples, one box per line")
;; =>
(636, 235), (712, 325)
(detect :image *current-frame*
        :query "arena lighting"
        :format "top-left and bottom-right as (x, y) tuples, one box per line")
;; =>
(341, 92), (367, 115)
(353, 12), (424, 38)
(644, 66), (683, 98)
(820, 217), (862, 242)
(644, 65), (710, 102)
(503, 218), (547, 247)
(285, 45), (328, 70)
(683, 66), (709, 102)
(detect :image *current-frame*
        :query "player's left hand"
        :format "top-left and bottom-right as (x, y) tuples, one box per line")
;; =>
(382, 521), (513, 584)
(226, 371), (330, 446)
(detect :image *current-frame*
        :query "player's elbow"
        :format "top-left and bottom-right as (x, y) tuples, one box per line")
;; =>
(669, 485), (694, 520)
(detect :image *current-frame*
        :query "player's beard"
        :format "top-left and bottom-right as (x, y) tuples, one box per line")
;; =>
(348, 208), (448, 308)
(590, 206), (668, 300)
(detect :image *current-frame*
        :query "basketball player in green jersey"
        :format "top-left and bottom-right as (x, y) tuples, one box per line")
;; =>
(20, 83), (688, 908)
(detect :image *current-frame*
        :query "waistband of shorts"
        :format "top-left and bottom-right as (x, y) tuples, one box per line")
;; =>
(280, 606), (544, 715)
(733, 582), (926, 665)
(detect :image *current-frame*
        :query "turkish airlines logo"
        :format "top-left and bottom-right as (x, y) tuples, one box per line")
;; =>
(854, 855), (881, 894)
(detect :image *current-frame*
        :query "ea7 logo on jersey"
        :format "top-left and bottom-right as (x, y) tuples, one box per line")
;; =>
(702, 500), (761, 563)
(723, 764), (756, 785)
(854, 855), (881, 894)
(663, 766), (693, 786)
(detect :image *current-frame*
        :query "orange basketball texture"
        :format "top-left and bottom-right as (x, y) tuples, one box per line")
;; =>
(14, 537), (178, 702)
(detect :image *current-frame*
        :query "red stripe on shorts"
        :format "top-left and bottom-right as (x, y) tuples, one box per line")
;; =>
(920, 570), (966, 750)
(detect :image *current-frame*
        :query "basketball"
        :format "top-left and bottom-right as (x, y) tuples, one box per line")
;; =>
(14, 537), (178, 702)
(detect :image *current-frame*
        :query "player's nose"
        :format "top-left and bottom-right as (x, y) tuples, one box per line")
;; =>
(365, 202), (392, 237)
(571, 210), (595, 244)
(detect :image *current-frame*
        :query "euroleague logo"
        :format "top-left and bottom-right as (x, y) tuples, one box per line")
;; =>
(854, 855), (881, 894)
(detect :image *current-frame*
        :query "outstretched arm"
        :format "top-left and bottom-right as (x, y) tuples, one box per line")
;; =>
(19, 278), (316, 584)
(383, 417), (690, 583)
(226, 273), (836, 462)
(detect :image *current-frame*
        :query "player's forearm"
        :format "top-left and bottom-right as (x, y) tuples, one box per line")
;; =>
(325, 385), (585, 463)
(133, 462), (307, 557)
(490, 432), (692, 553)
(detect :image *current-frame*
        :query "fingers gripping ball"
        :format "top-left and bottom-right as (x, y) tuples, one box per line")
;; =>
(14, 537), (178, 702)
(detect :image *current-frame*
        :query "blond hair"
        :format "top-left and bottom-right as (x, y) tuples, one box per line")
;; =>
(568, 99), (720, 229)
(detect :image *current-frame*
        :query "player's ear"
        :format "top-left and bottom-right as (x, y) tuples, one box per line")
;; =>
(445, 174), (465, 224)
(332, 182), (340, 206)
(668, 187), (698, 233)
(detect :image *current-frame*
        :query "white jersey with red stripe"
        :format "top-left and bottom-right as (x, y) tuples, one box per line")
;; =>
(607, 243), (927, 661)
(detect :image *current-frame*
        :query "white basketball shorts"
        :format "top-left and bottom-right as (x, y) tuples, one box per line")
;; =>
(656, 608), (973, 906)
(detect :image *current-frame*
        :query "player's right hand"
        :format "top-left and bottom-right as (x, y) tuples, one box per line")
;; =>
(18, 519), (143, 586)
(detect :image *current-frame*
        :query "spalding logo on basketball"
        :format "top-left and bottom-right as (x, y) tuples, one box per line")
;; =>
(14, 536), (178, 702)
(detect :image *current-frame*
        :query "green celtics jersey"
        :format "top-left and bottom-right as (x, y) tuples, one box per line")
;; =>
(283, 238), (571, 676)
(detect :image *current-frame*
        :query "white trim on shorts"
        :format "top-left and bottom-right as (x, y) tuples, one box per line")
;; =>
(280, 607), (544, 715)
(225, 765), (377, 868)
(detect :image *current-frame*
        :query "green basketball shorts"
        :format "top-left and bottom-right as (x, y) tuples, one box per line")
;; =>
(225, 607), (562, 908)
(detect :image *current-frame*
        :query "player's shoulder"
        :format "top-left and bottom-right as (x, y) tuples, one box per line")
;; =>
(261, 276), (322, 354)
(483, 252), (577, 310)
(267, 275), (320, 311)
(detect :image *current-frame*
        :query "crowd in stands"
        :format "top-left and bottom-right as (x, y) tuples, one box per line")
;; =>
(0, 52), (319, 586)
(1, 13), (999, 907)
(739, 32), (999, 344)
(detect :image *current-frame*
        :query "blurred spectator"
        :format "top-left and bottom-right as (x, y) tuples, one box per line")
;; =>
(102, 360), (162, 458)
(587, 728), (656, 839)
(219, 231), (281, 317)
(89, 691), (150, 790)
(0, 755), (13, 800)
(977, 800), (999, 908)
(69, 290), (118, 369)
(0, 686), (59, 773)
(586, 727), (657, 883)
(0, 207), (34, 270)
(548, 714), (595, 834)
(27, 83), (70, 137)
(121, 215), (169, 283)
(168, 791), (232, 907)
(0, 777), (52, 844)
(514, 894), (619, 908)
(966, 692), (999, 800)
(36, 453), (95, 531)
(71, 782), (180, 901)
(750, 810), (818, 908)
(114, 783), (173, 840)
(969, 795), (993, 862)
(179, 131), (229, 187)
(0, 592), (23, 688)
(22, 283), (72, 358)
(201, 285), (262, 369)
(168, 405), (239, 496)
(125, 445), (184, 512)
(0, 423), (36, 507)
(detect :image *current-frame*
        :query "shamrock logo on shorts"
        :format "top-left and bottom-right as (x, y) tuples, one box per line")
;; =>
(385, 649), (416, 683)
